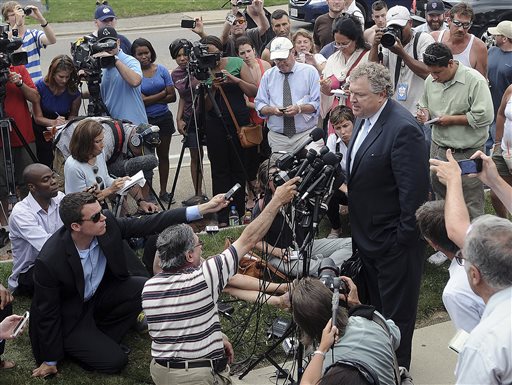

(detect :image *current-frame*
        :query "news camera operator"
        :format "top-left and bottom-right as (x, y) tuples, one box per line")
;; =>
(93, 26), (148, 125)
(293, 276), (400, 385)
(1, 2), (56, 81)
(0, 60), (40, 225)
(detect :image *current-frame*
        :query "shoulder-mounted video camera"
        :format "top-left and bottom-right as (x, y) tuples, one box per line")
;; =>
(0, 24), (28, 71)
(71, 35), (117, 72)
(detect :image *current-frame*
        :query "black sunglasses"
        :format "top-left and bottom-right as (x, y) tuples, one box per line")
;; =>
(82, 211), (102, 223)
(455, 250), (465, 266)
(423, 53), (447, 63)
(92, 165), (103, 186)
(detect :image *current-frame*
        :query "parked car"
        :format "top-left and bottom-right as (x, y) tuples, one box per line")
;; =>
(288, 0), (420, 26)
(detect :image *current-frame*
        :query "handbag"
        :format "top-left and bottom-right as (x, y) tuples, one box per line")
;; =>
(224, 237), (289, 282)
(218, 85), (263, 148)
(338, 251), (368, 304)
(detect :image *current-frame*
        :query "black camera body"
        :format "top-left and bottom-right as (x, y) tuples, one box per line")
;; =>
(183, 42), (221, 80)
(71, 35), (117, 72)
(381, 25), (403, 48)
(318, 258), (347, 294)
(23, 6), (32, 15)
(0, 25), (28, 72)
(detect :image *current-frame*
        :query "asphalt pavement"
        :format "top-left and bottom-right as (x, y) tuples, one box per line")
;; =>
(19, 8), (461, 385)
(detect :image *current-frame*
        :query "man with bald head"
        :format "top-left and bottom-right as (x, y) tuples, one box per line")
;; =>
(8, 164), (64, 295)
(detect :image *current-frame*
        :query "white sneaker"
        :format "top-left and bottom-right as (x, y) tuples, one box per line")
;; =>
(327, 229), (341, 239)
(428, 251), (448, 265)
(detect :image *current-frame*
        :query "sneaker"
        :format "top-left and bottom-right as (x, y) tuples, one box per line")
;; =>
(135, 311), (148, 333)
(428, 251), (448, 266)
(181, 194), (209, 206)
(326, 228), (341, 239)
(159, 192), (176, 205)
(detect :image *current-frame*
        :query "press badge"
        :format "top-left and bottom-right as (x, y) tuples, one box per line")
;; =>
(397, 83), (408, 101)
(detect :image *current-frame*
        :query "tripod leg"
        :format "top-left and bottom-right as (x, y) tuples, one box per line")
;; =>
(167, 137), (186, 211)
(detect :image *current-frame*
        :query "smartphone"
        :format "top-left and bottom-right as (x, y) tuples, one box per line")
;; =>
(224, 183), (241, 200)
(180, 19), (196, 29)
(205, 225), (219, 234)
(12, 311), (29, 338)
(278, 107), (287, 112)
(458, 159), (483, 175)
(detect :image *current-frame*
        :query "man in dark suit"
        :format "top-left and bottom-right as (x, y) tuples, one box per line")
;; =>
(346, 62), (429, 369)
(30, 192), (229, 378)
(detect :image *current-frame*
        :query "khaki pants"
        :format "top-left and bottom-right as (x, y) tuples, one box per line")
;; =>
(150, 359), (232, 385)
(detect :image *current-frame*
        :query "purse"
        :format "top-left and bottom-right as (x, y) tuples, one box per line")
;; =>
(218, 86), (263, 148)
(224, 237), (289, 282)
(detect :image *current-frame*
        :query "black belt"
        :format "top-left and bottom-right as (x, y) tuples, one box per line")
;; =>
(155, 358), (213, 369)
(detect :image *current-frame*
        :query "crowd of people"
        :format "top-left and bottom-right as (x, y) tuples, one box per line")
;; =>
(0, 0), (511, 384)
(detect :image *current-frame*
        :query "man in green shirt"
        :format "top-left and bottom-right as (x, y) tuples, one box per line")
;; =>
(418, 42), (493, 219)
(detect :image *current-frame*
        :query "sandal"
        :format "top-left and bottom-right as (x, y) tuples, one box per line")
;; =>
(0, 359), (16, 369)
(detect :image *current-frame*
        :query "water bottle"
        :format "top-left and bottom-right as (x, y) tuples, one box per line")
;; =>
(242, 210), (251, 225)
(228, 206), (239, 226)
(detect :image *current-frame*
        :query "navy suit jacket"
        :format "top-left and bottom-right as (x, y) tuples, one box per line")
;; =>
(346, 99), (429, 256)
(29, 208), (188, 364)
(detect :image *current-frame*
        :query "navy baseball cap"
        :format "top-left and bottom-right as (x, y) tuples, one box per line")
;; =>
(426, 0), (445, 16)
(95, 4), (116, 21)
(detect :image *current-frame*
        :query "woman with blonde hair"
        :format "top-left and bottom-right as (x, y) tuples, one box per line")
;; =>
(292, 29), (327, 73)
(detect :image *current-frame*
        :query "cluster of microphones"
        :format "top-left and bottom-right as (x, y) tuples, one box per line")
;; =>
(273, 127), (344, 203)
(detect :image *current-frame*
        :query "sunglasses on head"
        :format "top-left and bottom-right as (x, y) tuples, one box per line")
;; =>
(451, 19), (472, 29)
(423, 53), (447, 63)
(82, 211), (102, 223)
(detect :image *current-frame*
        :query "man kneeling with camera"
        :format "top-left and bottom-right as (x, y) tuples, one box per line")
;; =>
(294, 275), (403, 385)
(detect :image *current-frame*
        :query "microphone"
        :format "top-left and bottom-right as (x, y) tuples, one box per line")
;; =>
(322, 151), (340, 166)
(276, 127), (324, 170)
(297, 157), (324, 194)
(295, 148), (317, 178)
(300, 165), (334, 201)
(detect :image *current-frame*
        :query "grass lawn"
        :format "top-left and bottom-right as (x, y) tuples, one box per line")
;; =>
(36, 0), (288, 24)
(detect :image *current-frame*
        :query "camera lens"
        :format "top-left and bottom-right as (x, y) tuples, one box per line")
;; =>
(23, 6), (32, 15)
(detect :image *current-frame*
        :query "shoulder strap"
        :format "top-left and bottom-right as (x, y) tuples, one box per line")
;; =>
(394, 56), (402, 91)
(218, 85), (241, 134)
(413, 31), (422, 61)
(346, 49), (368, 78)
(103, 119), (126, 164)
(349, 305), (401, 385)
(257, 58), (265, 75)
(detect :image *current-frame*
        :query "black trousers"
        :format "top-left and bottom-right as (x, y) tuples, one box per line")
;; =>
(15, 266), (35, 297)
(326, 189), (348, 230)
(63, 275), (147, 373)
(360, 240), (425, 369)
(205, 116), (246, 223)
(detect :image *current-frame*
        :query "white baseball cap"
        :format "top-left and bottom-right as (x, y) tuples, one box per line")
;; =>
(386, 5), (411, 28)
(270, 37), (293, 60)
(488, 21), (512, 39)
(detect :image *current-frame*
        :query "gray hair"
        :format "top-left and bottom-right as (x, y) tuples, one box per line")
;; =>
(350, 62), (393, 98)
(156, 224), (196, 271)
(464, 215), (512, 290)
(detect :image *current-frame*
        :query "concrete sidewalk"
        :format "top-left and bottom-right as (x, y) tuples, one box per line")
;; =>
(230, 321), (458, 385)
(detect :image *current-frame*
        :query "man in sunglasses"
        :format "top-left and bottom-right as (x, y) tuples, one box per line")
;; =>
(431, 2), (487, 78)
(29, 191), (230, 378)
(418, 42), (493, 219)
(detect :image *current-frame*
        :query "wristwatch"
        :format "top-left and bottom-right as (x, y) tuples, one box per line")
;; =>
(16, 79), (23, 88)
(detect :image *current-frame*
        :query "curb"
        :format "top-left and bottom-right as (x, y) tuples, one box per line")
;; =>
(53, 18), (227, 38)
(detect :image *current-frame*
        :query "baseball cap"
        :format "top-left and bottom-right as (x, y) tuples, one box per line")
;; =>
(426, 0), (445, 16)
(270, 37), (293, 60)
(95, 4), (116, 21)
(488, 21), (512, 39)
(386, 5), (411, 27)
(97, 26), (118, 42)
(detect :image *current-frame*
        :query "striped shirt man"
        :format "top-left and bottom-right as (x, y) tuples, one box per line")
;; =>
(142, 245), (238, 361)
(22, 29), (45, 81)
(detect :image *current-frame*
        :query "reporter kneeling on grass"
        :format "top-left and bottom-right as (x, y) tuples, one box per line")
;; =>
(295, 277), (401, 385)
(142, 178), (298, 385)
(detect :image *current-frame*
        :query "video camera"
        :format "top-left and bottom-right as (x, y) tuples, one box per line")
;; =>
(70, 35), (117, 72)
(0, 24), (28, 72)
(181, 41), (222, 81)
(381, 25), (403, 48)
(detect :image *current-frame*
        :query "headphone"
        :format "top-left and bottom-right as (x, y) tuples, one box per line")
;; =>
(130, 126), (159, 147)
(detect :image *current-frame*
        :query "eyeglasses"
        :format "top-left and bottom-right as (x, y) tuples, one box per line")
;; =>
(233, 19), (246, 25)
(92, 165), (103, 187)
(194, 240), (204, 249)
(82, 211), (102, 223)
(451, 19), (472, 29)
(455, 250), (465, 266)
(423, 53), (447, 63)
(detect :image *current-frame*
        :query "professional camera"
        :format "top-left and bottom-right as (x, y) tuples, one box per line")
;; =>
(23, 6), (33, 15)
(183, 41), (222, 81)
(381, 25), (403, 48)
(0, 24), (28, 72)
(71, 35), (117, 71)
(236, 0), (253, 5)
(318, 258), (347, 294)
